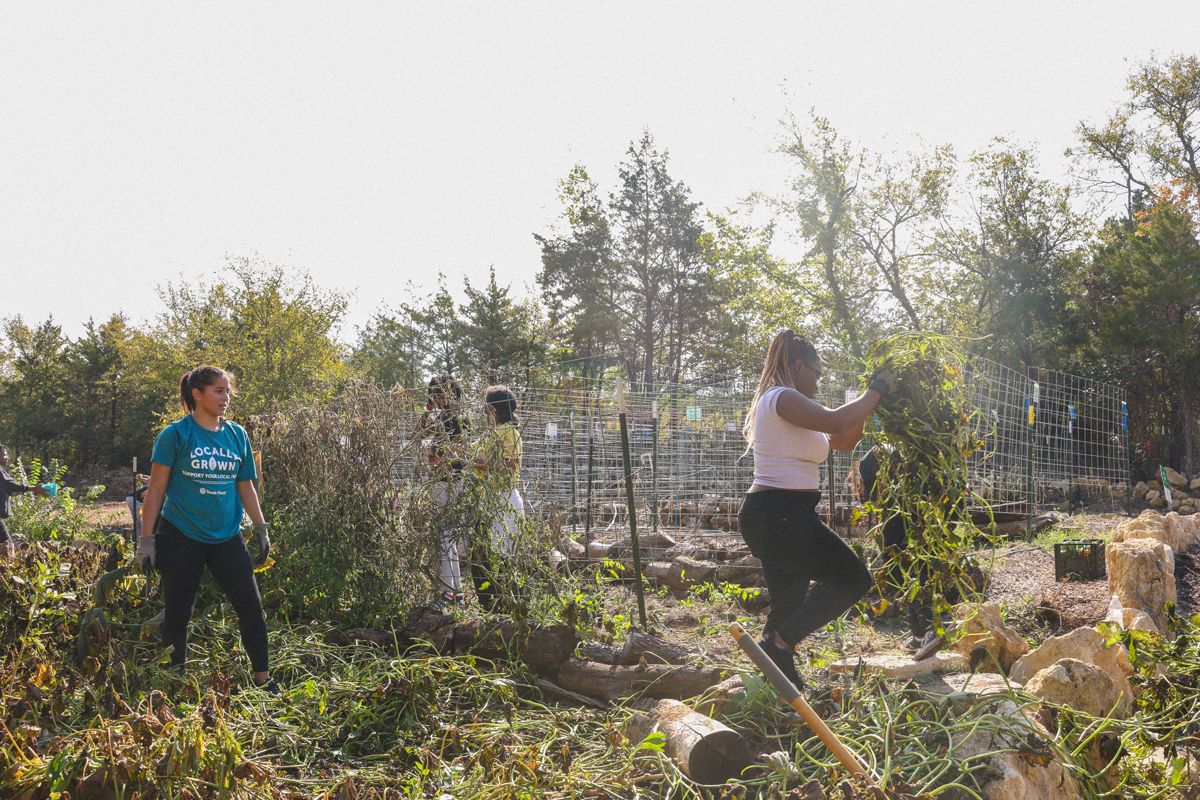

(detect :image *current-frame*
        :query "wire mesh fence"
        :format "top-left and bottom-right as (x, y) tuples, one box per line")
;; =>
(394, 353), (1129, 564)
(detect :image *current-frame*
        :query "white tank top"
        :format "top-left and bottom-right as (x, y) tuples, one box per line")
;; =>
(749, 386), (830, 491)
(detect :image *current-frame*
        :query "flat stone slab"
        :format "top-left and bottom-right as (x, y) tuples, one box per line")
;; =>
(919, 672), (1021, 698)
(827, 651), (964, 680)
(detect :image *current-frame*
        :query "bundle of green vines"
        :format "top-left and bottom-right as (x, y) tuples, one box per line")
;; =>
(859, 333), (998, 631)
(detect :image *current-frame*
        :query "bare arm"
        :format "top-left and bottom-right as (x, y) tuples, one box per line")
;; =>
(774, 387), (883, 435)
(829, 418), (868, 452)
(141, 462), (171, 541)
(237, 480), (266, 525)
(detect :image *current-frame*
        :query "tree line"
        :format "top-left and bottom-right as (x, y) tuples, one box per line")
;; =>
(2, 54), (1197, 476)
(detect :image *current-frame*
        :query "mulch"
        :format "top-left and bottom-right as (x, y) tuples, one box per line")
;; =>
(1175, 543), (1200, 616)
(983, 544), (1110, 634)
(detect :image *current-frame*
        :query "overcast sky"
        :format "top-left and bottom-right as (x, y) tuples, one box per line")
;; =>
(3, 3), (1198, 342)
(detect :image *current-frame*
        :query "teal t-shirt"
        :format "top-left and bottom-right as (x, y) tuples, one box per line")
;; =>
(152, 415), (257, 543)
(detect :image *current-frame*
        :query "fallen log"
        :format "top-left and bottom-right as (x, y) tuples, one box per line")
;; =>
(556, 657), (722, 702)
(535, 678), (607, 709)
(625, 699), (753, 784)
(451, 619), (578, 677)
(644, 556), (718, 593)
(579, 631), (693, 666)
(325, 614), (579, 678)
(618, 631), (693, 666)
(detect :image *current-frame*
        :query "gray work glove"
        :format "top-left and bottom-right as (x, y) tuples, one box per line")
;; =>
(252, 522), (271, 567)
(135, 535), (156, 575)
(869, 366), (898, 398)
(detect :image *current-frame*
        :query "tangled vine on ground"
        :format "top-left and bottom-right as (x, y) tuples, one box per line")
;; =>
(859, 333), (1000, 631)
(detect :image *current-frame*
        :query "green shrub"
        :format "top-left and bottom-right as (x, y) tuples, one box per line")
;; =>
(7, 457), (104, 543)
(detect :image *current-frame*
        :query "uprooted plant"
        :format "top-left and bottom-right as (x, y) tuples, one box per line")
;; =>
(858, 333), (1000, 632)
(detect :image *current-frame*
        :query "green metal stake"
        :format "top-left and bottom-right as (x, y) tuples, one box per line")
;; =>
(585, 392), (596, 549)
(1026, 381), (1038, 539)
(1067, 403), (1074, 514)
(569, 411), (578, 523)
(1122, 401), (1131, 513)
(651, 399), (659, 534)
(617, 378), (648, 629)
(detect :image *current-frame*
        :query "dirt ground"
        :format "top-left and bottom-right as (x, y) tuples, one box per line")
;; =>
(597, 513), (1130, 673)
(85, 500), (132, 530)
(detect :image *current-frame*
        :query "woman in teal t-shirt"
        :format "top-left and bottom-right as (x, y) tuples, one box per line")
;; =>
(136, 366), (277, 692)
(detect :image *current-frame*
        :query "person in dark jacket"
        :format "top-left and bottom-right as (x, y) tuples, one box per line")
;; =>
(856, 446), (959, 657)
(0, 444), (48, 558)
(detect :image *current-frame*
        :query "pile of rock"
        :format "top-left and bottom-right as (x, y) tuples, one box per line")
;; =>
(1105, 509), (1197, 634)
(1132, 467), (1199, 514)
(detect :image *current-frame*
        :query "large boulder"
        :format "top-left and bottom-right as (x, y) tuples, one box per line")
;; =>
(1010, 626), (1133, 704)
(1164, 467), (1187, 489)
(957, 696), (1084, 799)
(1106, 538), (1176, 633)
(951, 601), (1030, 673)
(1023, 658), (1130, 718)
(1111, 509), (1200, 554)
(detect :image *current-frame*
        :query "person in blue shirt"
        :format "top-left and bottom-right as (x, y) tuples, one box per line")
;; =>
(136, 366), (277, 692)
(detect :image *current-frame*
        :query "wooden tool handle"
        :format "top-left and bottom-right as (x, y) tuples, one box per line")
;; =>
(729, 623), (878, 787)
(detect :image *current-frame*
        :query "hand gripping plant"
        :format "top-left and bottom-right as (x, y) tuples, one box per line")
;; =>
(858, 333), (998, 633)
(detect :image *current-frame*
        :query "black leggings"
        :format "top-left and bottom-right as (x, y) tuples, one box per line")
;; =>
(155, 518), (269, 672)
(738, 490), (871, 647)
(0, 518), (9, 544)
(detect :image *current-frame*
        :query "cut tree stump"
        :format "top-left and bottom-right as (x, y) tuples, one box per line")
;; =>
(556, 657), (722, 702)
(625, 699), (752, 784)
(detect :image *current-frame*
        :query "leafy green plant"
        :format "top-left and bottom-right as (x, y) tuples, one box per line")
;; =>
(7, 457), (104, 542)
(859, 333), (1001, 633)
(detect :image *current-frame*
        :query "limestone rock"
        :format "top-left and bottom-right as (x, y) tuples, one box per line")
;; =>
(920, 672), (1021, 703)
(1190, 477), (1200, 492)
(1132, 481), (1149, 501)
(1106, 538), (1176, 633)
(1111, 509), (1199, 554)
(1104, 600), (1159, 635)
(1010, 626), (1133, 704)
(1164, 466), (1187, 489)
(950, 601), (1030, 673)
(957, 696), (1084, 799)
(826, 651), (964, 680)
(1024, 658), (1130, 718)
(1148, 491), (1168, 509)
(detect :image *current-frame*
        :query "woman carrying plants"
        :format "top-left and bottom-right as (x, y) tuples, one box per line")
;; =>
(738, 330), (895, 690)
(470, 385), (524, 613)
(419, 373), (471, 606)
(0, 444), (49, 559)
(136, 366), (277, 692)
